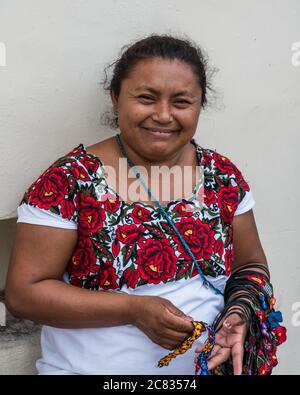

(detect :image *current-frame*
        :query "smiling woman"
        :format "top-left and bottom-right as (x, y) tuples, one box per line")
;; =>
(110, 57), (202, 163)
(5, 34), (286, 375)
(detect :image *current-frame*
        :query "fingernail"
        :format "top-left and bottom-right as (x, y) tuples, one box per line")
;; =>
(224, 320), (231, 329)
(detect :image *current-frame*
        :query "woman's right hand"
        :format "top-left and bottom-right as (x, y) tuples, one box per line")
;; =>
(131, 295), (194, 350)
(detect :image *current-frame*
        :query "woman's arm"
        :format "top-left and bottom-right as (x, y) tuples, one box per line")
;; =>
(5, 223), (135, 328)
(232, 209), (268, 273)
(5, 223), (193, 349)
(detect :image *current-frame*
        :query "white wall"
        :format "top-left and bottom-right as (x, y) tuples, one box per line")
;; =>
(0, 0), (299, 374)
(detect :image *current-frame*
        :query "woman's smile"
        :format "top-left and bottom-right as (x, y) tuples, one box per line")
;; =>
(141, 126), (179, 138)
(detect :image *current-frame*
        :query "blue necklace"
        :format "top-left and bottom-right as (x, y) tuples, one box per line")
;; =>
(115, 133), (223, 297)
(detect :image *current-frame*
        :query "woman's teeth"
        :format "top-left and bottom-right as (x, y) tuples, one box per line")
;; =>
(144, 128), (173, 134)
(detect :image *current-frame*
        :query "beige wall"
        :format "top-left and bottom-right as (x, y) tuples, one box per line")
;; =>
(0, 0), (299, 374)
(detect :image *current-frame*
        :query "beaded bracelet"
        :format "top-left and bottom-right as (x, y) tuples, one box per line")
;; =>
(157, 321), (216, 375)
(212, 265), (287, 375)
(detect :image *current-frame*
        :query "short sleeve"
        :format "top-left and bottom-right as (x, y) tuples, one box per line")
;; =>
(17, 147), (88, 229)
(17, 204), (78, 229)
(234, 189), (255, 216)
(231, 161), (255, 216)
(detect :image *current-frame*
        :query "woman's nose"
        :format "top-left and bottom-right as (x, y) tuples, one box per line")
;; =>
(151, 102), (173, 123)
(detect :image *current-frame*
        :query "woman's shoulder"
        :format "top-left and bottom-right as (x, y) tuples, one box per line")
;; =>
(19, 142), (104, 209)
(197, 144), (241, 175)
(85, 136), (119, 168)
(45, 138), (116, 180)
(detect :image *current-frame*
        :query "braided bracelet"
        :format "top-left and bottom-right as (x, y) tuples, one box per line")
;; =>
(157, 321), (216, 375)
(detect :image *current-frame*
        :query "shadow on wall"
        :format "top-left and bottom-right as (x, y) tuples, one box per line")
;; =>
(0, 220), (41, 375)
(0, 218), (17, 291)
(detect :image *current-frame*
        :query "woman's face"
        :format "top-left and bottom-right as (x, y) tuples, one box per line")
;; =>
(110, 57), (203, 162)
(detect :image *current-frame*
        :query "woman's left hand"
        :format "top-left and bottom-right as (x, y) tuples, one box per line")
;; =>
(194, 313), (248, 375)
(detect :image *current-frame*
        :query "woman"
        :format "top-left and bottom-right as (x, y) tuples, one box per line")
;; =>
(5, 35), (286, 375)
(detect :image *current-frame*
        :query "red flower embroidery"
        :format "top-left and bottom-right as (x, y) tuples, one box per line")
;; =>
(98, 260), (118, 290)
(214, 153), (235, 175)
(173, 218), (215, 261)
(136, 239), (177, 284)
(269, 353), (278, 368)
(219, 184), (239, 223)
(123, 267), (140, 288)
(258, 362), (271, 375)
(130, 206), (152, 223)
(21, 143), (255, 293)
(116, 224), (145, 245)
(66, 145), (84, 157)
(30, 167), (69, 210)
(78, 194), (106, 234)
(173, 201), (194, 217)
(60, 199), (76, 220)
(102, 192), (121, 213)
(214, 239), (224, 259)
(272, 326), (287, 345)
(202, 150), (212, 167)
(70, 162), (91, 182)
(69, 237), (97, 278)
(257, 310), (266, 323)
(79, 156), (99, 174)
(112, 239), (121, 257)
(204, 188), (217, 206)
(233, 165), (250, 192)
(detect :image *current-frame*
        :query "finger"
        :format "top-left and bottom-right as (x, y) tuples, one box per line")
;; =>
(165, 313), (195, 333)
(223, 314), (246, 331)
(207, 347), (231, 371)
(194, 343), (214, 363)
(165, 305), (194, 322)
(159, 336), (189, 350)
(207, 344), (222, 360)
(164, 327), (191, 339)
(195, 343), (221, 364)
(231, 341), (244, 375)
(212, 334), (232, 348)
(194, 344), (205, 353)
(163, 326), (194, 344)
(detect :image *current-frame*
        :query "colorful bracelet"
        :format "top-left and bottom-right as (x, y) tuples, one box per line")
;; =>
(212, 265), (287, 375)
(157, 321), (216, 375)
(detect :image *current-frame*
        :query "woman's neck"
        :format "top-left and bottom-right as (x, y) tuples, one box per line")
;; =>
(116, 133), (196, 171)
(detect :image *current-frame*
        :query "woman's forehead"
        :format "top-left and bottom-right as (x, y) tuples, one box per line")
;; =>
(124, 58), (201, 93)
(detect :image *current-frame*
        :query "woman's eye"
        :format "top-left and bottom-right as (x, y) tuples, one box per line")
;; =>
(174, 100), (191, 106)
(175, 99), (190, 104)
(139, 95), (154, 101)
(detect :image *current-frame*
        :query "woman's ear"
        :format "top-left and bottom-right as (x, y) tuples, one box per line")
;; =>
(110, 88), (118, 112)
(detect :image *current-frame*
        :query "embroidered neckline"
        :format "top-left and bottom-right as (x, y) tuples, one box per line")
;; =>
(78, 141), (205, 211)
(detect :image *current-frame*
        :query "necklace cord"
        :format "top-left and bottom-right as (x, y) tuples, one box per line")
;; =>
(115, 133), (223, 296)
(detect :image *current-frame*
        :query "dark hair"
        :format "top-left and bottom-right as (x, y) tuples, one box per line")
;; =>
(101, 34), (216, 129)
